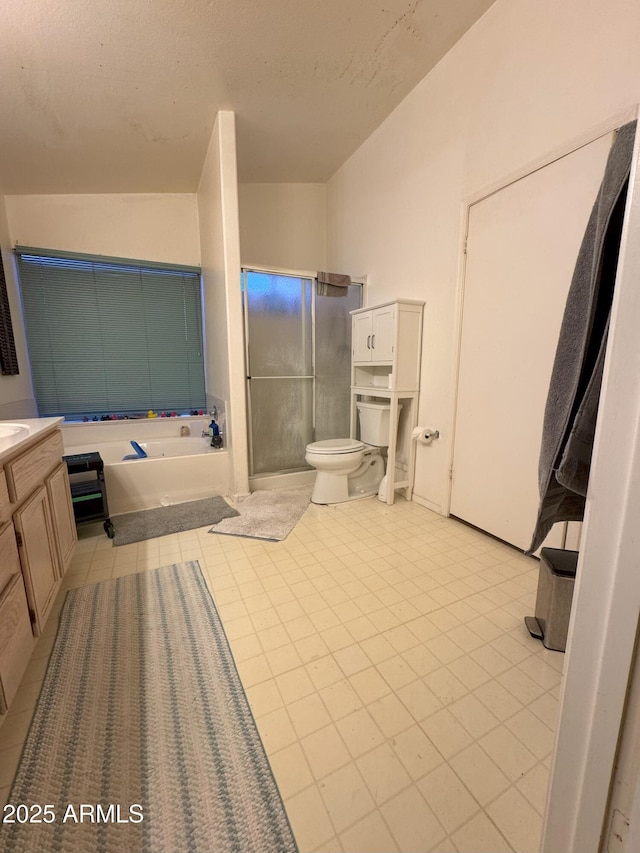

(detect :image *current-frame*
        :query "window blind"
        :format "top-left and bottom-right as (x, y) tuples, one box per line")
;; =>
(16, 249), (205, 418)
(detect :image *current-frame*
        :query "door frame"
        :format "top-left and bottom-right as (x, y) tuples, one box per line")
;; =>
(447, 136), (616, 551)
(448, 105), (637, 518)
(448, 105), (640, 853)
(542, 107), (640, 853)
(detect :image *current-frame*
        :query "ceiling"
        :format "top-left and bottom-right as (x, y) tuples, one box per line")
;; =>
(0, 0), (495, 195)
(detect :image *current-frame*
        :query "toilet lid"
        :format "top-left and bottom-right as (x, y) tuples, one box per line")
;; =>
(307, 438), (365, 455)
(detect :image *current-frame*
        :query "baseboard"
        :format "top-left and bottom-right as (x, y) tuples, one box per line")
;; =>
(411, 492), (445, 515)
(249, 470), (315, 491)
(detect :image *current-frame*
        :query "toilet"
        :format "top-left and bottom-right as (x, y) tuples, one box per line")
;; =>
(305, 400), (401, 504)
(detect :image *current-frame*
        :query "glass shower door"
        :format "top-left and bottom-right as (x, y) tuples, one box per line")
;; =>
(243, 271), (314, 474)
(315, 284), (362, 441)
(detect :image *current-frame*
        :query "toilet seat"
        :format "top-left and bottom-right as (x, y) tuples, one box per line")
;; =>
(306, 438), (365, 455)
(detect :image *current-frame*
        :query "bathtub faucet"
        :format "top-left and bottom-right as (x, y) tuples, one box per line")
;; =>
(180, 425), (191, 437)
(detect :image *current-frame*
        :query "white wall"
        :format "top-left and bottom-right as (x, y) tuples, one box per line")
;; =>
(197, 111), (249, 498)
(0, 197), (36, 419)
(4, 193), (200, 266)
(326, 0), (640, 513)
(238, 183), (326, 271)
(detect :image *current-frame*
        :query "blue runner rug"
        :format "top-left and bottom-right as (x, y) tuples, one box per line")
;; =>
(0, 562), (298, 853)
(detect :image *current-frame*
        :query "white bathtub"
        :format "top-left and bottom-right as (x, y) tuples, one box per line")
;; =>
(62, 419), (230, 515)
(75, 436), (216, 464)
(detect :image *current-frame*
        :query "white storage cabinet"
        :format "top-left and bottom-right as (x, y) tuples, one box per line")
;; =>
(350, 299), (424, 504)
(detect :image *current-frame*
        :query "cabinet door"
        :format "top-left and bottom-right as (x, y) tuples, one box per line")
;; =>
(352, 312), (374, 362)
(371, 306), (395, 361)
(13, 486), (61, 635)
(0, 471), (10, 526)
(47, 463), (77, 576)
(0, 520), (22, 594)
(0, 573), (35, 713)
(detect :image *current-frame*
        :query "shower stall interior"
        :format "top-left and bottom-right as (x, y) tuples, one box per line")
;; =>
(242, 269), (362, 477)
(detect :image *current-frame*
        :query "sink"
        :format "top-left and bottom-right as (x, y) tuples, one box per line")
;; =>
(0, 423), (29, 439)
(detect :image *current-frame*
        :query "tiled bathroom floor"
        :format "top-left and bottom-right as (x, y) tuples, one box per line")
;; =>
(0, 495), (562, 853)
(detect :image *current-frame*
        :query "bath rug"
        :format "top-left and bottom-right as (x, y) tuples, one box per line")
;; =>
(209, 488), (309, 541)
(0, 562), (298, 853)
(111, 495), (239, 545)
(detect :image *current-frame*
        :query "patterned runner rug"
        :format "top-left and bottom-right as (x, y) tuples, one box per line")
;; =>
(0, 562), (298, 853)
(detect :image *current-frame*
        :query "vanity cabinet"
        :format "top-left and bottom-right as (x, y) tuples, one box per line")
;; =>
(0, 421), (77, 714)
(13, 486), (61, 634)
(47, 463), (78, 572)
(350, 299), (424, 505)
(5, 431), (76, 635)
(0, 529), (34, 713)
(0, 470), (9, 525)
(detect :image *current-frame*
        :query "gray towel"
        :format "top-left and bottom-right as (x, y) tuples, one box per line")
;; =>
(317, 270), (351, 297)
(528, 121), (636, 554)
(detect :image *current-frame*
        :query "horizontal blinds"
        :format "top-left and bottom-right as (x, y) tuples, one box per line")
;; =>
(16, 251), (205, 417)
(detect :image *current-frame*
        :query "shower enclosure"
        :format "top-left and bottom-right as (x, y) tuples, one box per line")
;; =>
(242, 269), (362, 477)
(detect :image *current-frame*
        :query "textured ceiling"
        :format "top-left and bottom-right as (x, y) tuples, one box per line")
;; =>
(0, 0), (495, 194)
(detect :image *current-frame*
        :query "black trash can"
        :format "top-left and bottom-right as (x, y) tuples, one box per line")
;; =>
(525, 547), (578, 652)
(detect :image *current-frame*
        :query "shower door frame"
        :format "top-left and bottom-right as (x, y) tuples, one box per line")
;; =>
(241, 265), (364, 479)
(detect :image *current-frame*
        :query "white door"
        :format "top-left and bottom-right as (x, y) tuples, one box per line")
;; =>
(451, 134), (614, 551)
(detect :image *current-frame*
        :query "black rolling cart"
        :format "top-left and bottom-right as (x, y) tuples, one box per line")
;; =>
(63, 452), (115, 539)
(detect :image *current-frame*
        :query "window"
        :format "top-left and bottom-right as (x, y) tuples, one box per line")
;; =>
(16, 248), (205, 419)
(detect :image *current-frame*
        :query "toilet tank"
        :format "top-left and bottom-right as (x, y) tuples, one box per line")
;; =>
(356, 400), (402, 446)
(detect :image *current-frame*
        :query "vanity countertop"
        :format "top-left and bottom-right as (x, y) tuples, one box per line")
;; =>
(0, 418), (64, 465)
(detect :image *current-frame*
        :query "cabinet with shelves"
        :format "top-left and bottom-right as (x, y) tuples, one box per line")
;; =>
(351, 300), (424, 392)
(350, 299), (424, 505)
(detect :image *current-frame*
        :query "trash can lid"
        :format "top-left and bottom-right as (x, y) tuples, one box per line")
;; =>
(540, 547), (579, 577)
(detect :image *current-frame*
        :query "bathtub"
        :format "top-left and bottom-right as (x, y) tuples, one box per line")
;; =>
(61, 419), (230, 515)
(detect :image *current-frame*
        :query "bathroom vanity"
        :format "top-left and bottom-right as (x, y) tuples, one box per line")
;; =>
(350, 299), (424, 504)
(0, 418), (76, 714)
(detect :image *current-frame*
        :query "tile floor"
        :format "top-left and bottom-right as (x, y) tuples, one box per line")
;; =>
(0, 495), (563, 853)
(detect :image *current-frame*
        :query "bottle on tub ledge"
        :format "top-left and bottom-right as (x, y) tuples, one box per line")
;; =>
(208, 418), (223, 449)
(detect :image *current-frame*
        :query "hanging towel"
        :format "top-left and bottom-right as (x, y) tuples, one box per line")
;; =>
(317, 271), (351, 297)
(528, 120), (636, 554)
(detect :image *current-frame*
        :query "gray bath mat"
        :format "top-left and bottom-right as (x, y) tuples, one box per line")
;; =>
(112, 496), (239, 545)
(0, 562), (298, 853)
(209, 489), (309, 541)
